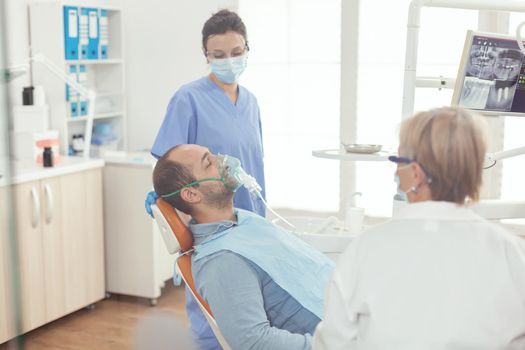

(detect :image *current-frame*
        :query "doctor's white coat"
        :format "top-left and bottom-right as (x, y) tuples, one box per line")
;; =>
(313, 201), (525, 350)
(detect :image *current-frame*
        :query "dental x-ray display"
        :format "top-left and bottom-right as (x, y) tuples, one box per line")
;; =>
(452, 31), (525, 115)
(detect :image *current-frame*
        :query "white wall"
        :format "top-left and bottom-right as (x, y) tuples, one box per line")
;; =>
(5, 0), (32, 107)
(123, 0), (237, 152)
(2, 0), (33, 159)
(0, 2), (9, 159)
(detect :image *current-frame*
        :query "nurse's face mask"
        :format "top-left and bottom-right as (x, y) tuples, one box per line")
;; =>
(160, 154), (244, 199)
(209, 55), (247, 84)
(206, 43), (249, 84)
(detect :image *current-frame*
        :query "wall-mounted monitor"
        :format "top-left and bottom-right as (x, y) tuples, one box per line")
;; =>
(452, 30), (525, 116)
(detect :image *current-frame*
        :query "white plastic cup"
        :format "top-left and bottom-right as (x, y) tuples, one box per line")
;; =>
(345, 207), (364, 235)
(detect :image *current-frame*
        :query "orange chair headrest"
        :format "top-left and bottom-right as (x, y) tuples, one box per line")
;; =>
(155, 198), (194, 252)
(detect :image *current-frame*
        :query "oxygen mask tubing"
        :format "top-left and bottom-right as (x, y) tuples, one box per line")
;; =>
(217, 154), (296, 230)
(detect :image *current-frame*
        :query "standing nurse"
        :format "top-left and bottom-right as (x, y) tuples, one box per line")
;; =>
(149, 9), (266, 350)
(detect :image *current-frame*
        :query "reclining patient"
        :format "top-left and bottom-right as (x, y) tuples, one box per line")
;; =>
(152, 144), (335, 350)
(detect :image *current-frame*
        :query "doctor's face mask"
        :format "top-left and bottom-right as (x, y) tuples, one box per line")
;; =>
(394, 174), (410, 201)
(389, 155), (414, 202)
(389, 155), (432, 202)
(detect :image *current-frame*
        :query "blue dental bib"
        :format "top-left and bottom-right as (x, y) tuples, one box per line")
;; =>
(193, 209), (335, 319)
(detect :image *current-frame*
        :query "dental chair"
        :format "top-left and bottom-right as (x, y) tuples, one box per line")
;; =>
(151, 199), (232, 350)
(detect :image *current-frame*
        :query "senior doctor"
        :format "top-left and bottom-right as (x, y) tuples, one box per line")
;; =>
(313, 107), (525, 350)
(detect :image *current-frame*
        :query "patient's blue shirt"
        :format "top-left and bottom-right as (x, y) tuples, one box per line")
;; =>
(191, 212), (325, 350)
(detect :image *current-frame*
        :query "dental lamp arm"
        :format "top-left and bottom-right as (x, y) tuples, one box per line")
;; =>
(31, 53), (96, 159)
(3, 63), (30, 82)
(31, 54), (93, 99)
(517, 21), (525, 56)
(8, 53), (96, 159)
(486, 146), (525, 163)
(477, 146), (525, 220)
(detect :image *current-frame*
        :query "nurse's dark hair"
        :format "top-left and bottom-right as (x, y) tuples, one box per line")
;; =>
(152, 145), (196, 215)
(202, 9), (247, 51)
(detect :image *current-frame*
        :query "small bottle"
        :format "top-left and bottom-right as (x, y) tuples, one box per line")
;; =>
(344, 192), (364, 235)
(43, 147), (53, 167)
(72, 134), (79, 153)
(77, 134), (84, 153)
(72, 134), (84, 154)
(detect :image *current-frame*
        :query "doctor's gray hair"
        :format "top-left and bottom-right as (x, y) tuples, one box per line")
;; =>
(153, 146), (196, 215)
(399, 107), (487, 205)
(202, 9), (247, 51)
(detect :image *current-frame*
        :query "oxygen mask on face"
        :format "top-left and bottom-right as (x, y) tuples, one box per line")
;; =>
(216, 154), (261, 193)
(216, 154), (295, 230)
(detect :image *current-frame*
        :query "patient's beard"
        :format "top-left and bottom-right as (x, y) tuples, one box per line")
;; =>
(201, 183), (234, 210)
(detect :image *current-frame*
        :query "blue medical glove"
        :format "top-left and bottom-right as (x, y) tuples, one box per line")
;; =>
(145, 191), (158, 218)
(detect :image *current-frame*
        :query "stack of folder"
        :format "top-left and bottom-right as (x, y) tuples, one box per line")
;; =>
(63, 6), (109, 61)
(63, 6), (112, 118)
(65, 64), (88, 118)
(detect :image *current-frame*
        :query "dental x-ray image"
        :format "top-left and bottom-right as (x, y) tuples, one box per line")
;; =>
(454, 32), (525, 115)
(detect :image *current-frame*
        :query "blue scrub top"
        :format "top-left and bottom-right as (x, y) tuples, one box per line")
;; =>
(151, 77), (266, 216)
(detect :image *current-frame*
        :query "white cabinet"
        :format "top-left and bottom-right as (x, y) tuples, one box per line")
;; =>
(103, 154), (175, 304)
(14, 180), (48, 332)
(0, 166), (105, 342)
(29, 1), (126, 155)
(61, 169), (105, 313)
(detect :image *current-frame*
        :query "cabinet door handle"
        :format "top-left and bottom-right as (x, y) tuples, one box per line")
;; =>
(44, 183), (54, 224)
(30, 186), (40, 228)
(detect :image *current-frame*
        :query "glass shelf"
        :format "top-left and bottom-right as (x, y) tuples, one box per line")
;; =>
(64, 59), (123, 65)
(96, 91), (123, 97)
(312, 149), (391, 161)
(67, 111), (125, 122)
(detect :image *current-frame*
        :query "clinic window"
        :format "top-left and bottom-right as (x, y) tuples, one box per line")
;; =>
(501, 13), (525, 202)
(355, 2), (478, 216)
(239, 0), (341, 212)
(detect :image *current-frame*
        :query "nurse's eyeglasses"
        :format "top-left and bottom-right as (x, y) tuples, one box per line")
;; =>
(205, 44), (250, 60)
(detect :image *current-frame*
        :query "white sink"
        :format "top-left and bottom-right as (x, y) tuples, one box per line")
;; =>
(273, 216), (356, 261)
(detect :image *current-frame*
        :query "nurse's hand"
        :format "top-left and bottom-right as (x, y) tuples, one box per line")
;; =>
(144, 191), (158, 218)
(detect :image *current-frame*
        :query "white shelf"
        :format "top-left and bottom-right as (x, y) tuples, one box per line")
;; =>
(312, 149), (391, 161)
(64, 59), (123, 65)
(30, 1), (126, 154)
(1, 157), (104, 187)
(96, 91), (122, 97)
(67, 110), (125, 122)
